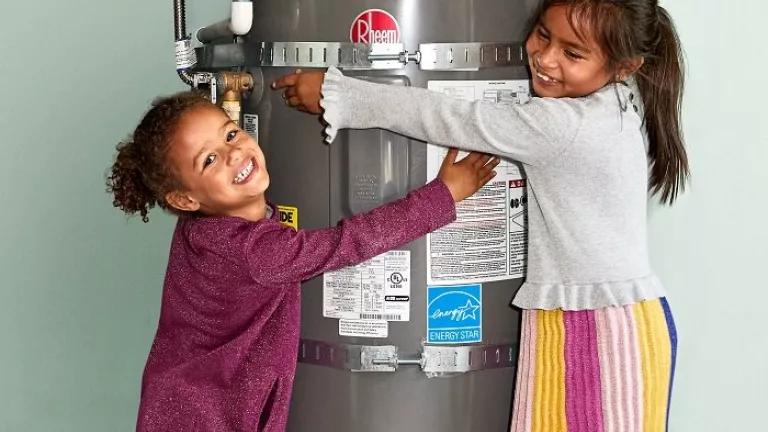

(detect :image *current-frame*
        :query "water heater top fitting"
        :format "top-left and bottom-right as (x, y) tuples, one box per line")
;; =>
(230, 0), (253, 36)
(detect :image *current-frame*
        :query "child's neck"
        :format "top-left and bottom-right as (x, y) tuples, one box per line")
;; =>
(243, 197), (270, 222)
(219, 195), (270, 222)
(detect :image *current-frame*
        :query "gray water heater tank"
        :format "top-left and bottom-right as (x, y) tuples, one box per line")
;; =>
(196, 1), (538, 430)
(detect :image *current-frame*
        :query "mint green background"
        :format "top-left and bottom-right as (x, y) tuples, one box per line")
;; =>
(0, 1), (765, 430)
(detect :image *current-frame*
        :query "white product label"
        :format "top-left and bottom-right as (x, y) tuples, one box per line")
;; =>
(339, 319), (388, 338)
(426, 80), (530, 285)
(174, 39), (197, 70)
(323, 250), (410, 321)
(243, 114), (259, 142)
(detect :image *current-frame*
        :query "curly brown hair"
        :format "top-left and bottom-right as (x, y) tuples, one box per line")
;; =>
(107, 91), (217, 222)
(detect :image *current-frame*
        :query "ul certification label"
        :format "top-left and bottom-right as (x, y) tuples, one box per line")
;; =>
(323, 250), (410, 321)
(427, 284), (482, 344)
(426, 79), (530, 285)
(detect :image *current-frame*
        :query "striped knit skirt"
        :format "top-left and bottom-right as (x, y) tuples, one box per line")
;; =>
(510, 298), (677, 432)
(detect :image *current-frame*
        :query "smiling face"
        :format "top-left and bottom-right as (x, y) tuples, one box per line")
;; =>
(525, 5), (615, 98)
(164, 105), (270, 221)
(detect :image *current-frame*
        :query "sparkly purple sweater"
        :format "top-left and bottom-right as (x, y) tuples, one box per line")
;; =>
(136, 179), (455, 431)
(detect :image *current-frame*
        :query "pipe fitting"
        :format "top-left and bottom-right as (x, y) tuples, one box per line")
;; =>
(219, 71), (254, 94)
(196, 1), (253, 43)
(173, 0), (195, 86)
(221, 90), (242, 125)
(217, 72), (254, 125)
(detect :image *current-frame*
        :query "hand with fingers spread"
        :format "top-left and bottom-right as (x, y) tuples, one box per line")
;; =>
(438, 149), (500, 202)
(271, 69), (326, 114)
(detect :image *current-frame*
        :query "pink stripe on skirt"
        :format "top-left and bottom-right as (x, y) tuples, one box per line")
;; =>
(511, 311), (537, 432)
(564, 310), (604, 432)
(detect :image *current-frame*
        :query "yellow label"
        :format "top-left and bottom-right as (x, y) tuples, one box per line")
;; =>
(277, 205), (299, 230)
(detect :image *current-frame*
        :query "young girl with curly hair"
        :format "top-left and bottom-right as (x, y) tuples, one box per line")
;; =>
(107, 91), (498, 431)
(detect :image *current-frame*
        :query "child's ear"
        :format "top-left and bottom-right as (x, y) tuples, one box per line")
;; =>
(165, 191), (200, 213)
(616, 57), (645, 81)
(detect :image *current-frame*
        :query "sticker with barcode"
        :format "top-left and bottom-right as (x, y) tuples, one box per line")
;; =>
(360, 313), (401, 320)
(323, 250), (410, 322)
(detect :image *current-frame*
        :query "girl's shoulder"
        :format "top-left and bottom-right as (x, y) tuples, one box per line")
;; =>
(176, 210), (286, 255)
(528, 84), (624, 117)
(548, 82), (639, 123)
(179, 203), (281, 231)
(589, 82), (638, 113)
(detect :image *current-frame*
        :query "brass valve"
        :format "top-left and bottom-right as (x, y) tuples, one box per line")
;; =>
(218, 72), (254, 126)
(219, 72), (254, 94)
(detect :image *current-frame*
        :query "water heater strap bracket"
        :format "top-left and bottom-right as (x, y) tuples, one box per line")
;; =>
(194, 41), (525, 71)
(418, 43), (526, 71)
(298, 339), (398, 372)
(195, 42), (406, 70)
(298, 339), (517, 375)
(261, 42), (406, 70)
(421, 344), (517, 374)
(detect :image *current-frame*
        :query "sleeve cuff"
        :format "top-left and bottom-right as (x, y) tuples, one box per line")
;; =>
(319, 66), (346, 144)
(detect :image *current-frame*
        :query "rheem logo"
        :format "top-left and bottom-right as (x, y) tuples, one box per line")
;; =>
(349, 9), (401, 44)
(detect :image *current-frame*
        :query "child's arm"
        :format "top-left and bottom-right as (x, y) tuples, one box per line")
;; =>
(272, 68), (584, 167)
(248, 150), (498, 284)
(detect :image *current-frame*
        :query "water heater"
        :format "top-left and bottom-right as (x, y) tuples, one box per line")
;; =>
(180, 1), (538, 430)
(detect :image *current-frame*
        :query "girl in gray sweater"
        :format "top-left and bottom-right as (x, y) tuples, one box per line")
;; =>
(274, 1), (687, 431)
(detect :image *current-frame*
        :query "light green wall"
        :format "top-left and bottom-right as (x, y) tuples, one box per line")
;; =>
(0, 1), (225, 430)
(656, 1), (768, 430)
(0, 1), (764, 430)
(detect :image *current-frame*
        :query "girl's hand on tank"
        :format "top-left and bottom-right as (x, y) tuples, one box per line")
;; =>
(271, 69), (325, 114)
(438, 149), (499, 202)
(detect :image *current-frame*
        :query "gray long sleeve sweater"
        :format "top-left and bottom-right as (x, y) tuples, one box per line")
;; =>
(319, 67), (666, 310)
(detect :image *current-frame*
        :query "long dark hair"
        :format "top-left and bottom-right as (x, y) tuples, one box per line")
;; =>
(534, 0), (688, 204)
(107, 91), (214, 222)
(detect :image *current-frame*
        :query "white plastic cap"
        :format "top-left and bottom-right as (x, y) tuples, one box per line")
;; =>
(230, 1), (253, 36)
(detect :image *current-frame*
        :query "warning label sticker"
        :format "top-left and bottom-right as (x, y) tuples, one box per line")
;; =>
(339, 319), (388, 338)
(323, 250), (410, 322)
(277, 205), (298, 230)
(426, 79), (530, 285)
(243, 113), (258, 142)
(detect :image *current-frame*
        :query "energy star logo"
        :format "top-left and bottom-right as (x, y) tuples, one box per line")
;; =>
(427, 284), (482, 344)
(349, 9), (401, 43)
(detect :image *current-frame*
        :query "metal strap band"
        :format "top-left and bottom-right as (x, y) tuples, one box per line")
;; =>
(298, 339), (353, 369)
(194, 41), (525, 71)
(298, 339), (399, 372)
(419, 42), (526, 71)
(297, 338), (517, 374)
(260, 42), (405, 69)
(421, 344), (518, 374)
(196, 42), (405, 70)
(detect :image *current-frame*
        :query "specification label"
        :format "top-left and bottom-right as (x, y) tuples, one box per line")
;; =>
(323, 250), (411, 322)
